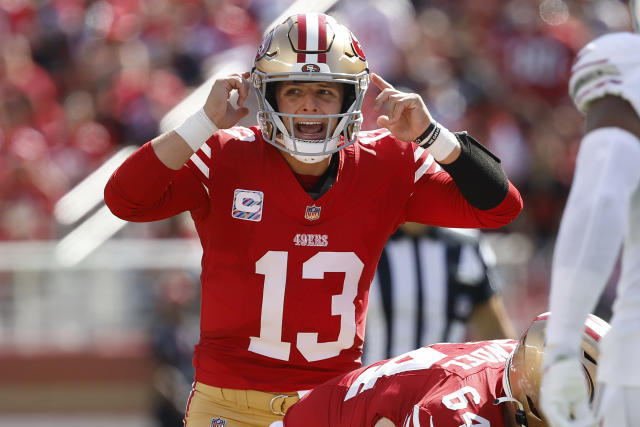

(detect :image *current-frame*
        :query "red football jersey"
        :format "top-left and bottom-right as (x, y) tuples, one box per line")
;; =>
(105, 126), (522, 391)
(283, 340), (518, 427)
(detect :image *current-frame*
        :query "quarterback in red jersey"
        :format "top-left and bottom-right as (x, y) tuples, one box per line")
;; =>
(278, 313), (609, 427)
(104, 13), (522, 426)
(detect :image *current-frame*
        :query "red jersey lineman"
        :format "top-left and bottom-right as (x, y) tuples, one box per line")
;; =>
(279, 313), (609, 427)
(104, 12), (522, 427)
(281, 340), (518, 427)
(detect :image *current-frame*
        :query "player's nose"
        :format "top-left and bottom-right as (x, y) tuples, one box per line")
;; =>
(299, 92), (320, 113)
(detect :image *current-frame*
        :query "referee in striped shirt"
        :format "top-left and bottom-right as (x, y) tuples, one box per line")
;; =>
(363, 223), (516, 364)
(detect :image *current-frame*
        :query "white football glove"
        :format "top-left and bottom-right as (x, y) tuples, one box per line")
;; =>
(540, 356), (596, 427)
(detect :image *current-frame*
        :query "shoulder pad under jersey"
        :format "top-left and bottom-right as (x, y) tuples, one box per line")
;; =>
(569, 32), (640, 117)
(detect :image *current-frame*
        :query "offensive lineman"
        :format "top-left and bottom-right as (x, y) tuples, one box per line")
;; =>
(104, 13), (522, 426)
(276, 313), (609, 427)
(540, 5), (640, 426)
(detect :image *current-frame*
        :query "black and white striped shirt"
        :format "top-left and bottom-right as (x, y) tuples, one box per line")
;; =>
(363, 227), (499, 364)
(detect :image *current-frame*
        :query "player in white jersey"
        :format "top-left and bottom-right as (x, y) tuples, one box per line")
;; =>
(540, 26), (640, 427)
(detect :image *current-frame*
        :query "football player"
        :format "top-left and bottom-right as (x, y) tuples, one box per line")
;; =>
(104, 13), (522, 426)
(540, 11), (640, 427)
(275, 313), (609, 427)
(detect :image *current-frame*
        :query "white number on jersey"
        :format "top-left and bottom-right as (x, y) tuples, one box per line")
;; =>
(440, 386), (491, 427)
(459, 412), (490, 427)
(249, 251), (364, 362)
(404, 386), (492, 427)
(442, 386), (481, 410)
(344, 347), (447, 401)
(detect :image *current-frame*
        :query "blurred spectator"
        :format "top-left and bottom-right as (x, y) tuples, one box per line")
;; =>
(0, 0), (265, 241)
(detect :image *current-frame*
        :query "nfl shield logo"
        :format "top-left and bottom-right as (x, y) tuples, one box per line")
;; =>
(210, 417), (226, 427)
(304, 205), (321, 221)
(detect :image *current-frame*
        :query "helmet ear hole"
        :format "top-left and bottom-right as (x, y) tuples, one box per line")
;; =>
(265, 82), (278, 112)
(340, 83), (356, 113)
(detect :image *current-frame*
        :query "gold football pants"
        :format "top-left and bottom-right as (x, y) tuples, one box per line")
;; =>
(184, 382), (300, 427)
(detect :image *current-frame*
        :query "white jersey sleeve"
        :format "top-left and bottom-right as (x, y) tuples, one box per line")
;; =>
(569, 32), (640, 117)
(545, 127), (640, 357)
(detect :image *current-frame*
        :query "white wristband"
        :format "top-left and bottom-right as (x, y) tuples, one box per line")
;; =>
(426, 124), (460, 162)
(174, 108), (218, 152)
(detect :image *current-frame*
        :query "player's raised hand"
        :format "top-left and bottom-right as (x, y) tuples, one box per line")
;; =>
(371, 73), (434, 143)
(204, 72), (251, 129)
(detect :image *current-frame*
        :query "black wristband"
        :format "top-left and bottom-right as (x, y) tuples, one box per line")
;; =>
(413, 122), (436, 147)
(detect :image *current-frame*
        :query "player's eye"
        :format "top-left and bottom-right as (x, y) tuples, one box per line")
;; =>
(284, 88), (302, 96)
(317, 89), (338, 98)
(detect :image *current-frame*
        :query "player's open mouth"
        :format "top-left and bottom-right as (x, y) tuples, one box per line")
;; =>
(294, 120), (327, 140)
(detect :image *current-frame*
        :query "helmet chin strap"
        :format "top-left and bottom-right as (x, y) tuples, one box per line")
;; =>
(331, 110), (350, 139)
(493, 397), (528, 427)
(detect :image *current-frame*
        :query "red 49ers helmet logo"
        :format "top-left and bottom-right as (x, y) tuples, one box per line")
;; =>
(255, 29), (274, 61)
(350, 32), (366, 60)
(302, 63), (321, 72)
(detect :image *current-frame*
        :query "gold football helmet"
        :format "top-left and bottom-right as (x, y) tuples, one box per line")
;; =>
(499, 312), (610, 427)
(252, 13), (369, 163)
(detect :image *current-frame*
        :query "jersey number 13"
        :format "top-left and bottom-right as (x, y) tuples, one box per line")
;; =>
(248, 251), (364, 362)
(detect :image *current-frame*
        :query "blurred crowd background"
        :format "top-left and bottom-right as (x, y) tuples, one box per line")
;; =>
(0, 0), (632, 425)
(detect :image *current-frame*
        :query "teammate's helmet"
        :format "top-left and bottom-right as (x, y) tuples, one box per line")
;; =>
(503, 312), (610, 427)
(252, 13), (369, 163)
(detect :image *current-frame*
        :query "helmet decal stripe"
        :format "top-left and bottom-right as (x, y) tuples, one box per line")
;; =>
(584, 326), (601, 342)
(305, 13), (319, 64)
(297, 14), (307, 63)
(318, 13), (327, 63)
(306, 14), (319, 51)
(585, 315), (610, 341)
